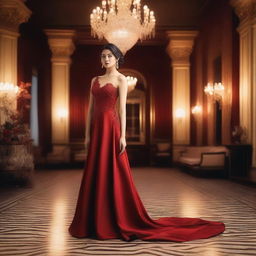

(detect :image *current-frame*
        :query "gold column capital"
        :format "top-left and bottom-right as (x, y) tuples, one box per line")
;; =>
(44, 29), (76, 63)
(165, 30), (198, 64)
(0, 0), (31, 32)
(230, 0), (256, 22)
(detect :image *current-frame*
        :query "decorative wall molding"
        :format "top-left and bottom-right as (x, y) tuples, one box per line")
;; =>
(167, 47), (193, 61)
(230, 0), (256, 22)
(230, 0), (256, 166)
(48, 44), (75, 62)
(166, 31), (198, 64)
(0, 0), (31, 31)
(166, 30), (198, 145)
(44, 30), (76, 63)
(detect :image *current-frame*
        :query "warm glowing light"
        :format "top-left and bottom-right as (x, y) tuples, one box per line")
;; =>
(214, 82), (224, 93)
(90, 0), (156, 54)
(180, 193), (201, 218)
(204, 82), (224, 102)
(56, 108), (68, 121)
(205, 246), (220, 256)
(175, 108), (185, 119)
(125, 75), (137, 92)
(126, 76), (137, 86)
(204, 83), (214, 95)
(0, 82), (20, 94)
(191, 105), (202, 115)
(49, 200), (66, 255)
(0, 82), (20, 120)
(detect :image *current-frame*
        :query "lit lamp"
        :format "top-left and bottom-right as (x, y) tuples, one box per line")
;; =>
(0, 82), (19, 94)
(56, 108), (68, 122)
(204, 82), (224, 103)
(191, 105), (202, 115)
(126, 76), (137, 92)
(175, 108), (185, 121)
(191, 105), (202, 122)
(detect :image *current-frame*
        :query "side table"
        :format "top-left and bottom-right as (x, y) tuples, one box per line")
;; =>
(225, 144), (252, 177)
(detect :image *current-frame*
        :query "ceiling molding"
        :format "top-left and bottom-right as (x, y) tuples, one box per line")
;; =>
(42, 25), (199, 46)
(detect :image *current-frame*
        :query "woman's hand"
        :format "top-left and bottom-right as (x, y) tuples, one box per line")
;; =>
(119, 136), (126, 155)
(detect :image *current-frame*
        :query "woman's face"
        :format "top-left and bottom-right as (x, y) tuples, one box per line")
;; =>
(101, 49), (117, 69)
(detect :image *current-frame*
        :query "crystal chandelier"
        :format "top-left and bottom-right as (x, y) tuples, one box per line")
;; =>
(90, 0), (156, 54)
(204, 82), (224, 102)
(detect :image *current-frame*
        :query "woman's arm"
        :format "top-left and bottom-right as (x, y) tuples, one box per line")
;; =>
(118, 75), (128, 154)
(85, 77), (96, 140)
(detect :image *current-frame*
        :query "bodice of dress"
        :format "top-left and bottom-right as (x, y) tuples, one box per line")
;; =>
(92, 77), (119, 119)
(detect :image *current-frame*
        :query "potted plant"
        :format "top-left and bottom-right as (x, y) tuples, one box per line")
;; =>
(231, 125), (247, 145)
(0, 82), (34, 186)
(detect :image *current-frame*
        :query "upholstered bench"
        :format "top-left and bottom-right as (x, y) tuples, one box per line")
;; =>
(177, 146), (229, 177)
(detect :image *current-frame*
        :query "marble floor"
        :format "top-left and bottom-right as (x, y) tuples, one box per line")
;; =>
(0, 167), (256, 256)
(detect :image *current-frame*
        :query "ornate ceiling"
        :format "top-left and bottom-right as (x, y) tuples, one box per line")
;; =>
(24, 0), (211, 45)
(26, 0), (210, 28)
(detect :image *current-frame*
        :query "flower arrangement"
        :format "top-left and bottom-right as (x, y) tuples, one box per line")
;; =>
(0, 81), (32, 145)
(231, 125), (247, 144)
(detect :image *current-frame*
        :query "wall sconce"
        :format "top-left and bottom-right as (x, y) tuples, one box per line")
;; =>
(126, 76), (137, 93)
(175, 108), (185, 120)
(191, 105), (202, 122)
(56, 108), (68, 122)
(0, 82), (20, 106)
(191, 105), (202, 115)
(204, 82), (224, 104)
(0, 82), (20, 94)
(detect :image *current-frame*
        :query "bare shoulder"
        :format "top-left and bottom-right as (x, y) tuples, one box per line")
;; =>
(90, 76), (98, 88)
(117, 73), (127, 88)
(91, 76), (98, 83)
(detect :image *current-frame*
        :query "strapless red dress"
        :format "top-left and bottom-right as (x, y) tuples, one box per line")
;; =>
(68, 76), (225, 241)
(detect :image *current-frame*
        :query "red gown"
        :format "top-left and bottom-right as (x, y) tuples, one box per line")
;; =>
(68, 76), (225, 242)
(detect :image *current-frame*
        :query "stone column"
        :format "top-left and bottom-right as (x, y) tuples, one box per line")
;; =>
(230, 0), (256, 167)
(44, 29), (76, 163)
(0, 0), (31, 124)
(166, 31), (198, 160)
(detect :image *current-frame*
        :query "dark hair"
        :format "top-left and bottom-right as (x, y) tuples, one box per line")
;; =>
(101, 43), (124, 67)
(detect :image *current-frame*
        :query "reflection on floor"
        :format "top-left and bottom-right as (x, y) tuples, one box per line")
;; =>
(0, 167), (256, 256)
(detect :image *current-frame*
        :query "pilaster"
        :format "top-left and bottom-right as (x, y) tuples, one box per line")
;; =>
(0, 0), (31, 85)
(44, 29), (76, 163)
(230, 0), (256, 166)
(166, 31), (198, 147)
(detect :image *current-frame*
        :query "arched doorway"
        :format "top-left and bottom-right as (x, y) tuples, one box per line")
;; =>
(119, 69), (150, 166)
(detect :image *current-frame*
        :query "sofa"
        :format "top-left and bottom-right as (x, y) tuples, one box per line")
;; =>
(177, 146), (229, 177)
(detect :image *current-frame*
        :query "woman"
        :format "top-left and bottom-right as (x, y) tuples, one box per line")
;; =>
(68, 43), (225, 241)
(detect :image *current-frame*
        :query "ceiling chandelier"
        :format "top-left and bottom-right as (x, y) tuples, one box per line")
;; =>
(90, 0), (156, 54)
